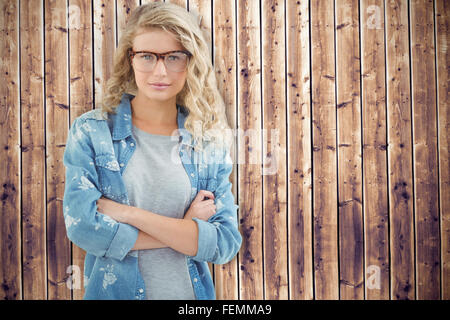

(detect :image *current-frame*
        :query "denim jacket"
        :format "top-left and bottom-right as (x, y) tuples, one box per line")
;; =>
(62, 93), (242, 300)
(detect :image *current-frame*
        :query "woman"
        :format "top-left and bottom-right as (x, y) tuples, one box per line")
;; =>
(62, 2), (241, 300)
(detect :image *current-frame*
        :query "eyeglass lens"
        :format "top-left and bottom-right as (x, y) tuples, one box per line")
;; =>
(133, 52), (189, 72)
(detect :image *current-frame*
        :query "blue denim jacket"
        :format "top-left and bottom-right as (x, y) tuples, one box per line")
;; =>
(62, 93), (242, 300)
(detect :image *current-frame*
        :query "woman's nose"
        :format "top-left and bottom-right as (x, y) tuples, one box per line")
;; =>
(152, 57), (168, 75)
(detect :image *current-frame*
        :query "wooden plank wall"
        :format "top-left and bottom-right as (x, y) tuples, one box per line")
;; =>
(0, 0), (448, 300)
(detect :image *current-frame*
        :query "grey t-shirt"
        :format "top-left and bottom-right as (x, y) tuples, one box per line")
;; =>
(122, 123), (196, 300)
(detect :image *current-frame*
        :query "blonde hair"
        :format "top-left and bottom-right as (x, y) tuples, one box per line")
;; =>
(100, 2), (232, 153)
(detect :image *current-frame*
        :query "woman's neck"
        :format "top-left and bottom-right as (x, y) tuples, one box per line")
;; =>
(130, 94), (177, 126)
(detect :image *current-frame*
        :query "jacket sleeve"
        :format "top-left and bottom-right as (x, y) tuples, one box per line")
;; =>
(62, 117), (138, 261)
(190, 147), (242, 265)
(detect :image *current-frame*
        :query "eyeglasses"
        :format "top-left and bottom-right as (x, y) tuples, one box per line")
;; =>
(128, 49), (192, 73)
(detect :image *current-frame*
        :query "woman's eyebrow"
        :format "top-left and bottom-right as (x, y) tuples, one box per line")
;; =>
(134, 50), (183, 53)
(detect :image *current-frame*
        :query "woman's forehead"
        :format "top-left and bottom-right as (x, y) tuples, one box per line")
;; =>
(133, 27), (184, 51)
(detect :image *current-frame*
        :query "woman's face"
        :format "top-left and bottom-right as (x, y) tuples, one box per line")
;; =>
(131, 27), (188, 103)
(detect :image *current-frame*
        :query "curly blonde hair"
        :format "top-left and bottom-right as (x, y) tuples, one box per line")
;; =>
(100, 2), (232, 153)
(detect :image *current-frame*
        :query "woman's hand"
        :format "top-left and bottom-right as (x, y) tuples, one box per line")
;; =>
(96, 196), (132, 224)
(184, 190), (217, 222)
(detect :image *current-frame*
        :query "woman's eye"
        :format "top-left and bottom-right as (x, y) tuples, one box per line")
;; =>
(168, 55), (179, 61)
(141, 54), (155, 61)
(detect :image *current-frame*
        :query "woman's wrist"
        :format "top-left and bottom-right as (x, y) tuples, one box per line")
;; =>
(124, 204), (138, 225)
(131, 230), (167, 250)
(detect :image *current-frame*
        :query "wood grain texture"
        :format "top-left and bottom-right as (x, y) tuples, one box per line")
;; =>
(410, 0), (440, 300)
(236, 0), (264, 300)
(311, 0), (339, 300)
(212, 0), (239, 300)
(286, 0), (313, 300)
(45, 0), (71, 300)
(93, 0), (115, 110)
(261, 0), (288, 300)
(20, 0), (47, 300)
(360, 0), (389, 300)
(0, 0), (21, 300)
(435, 0), (450, 301)
(117, 0), (140, 42)
(385, 0), (415, 300)
(335, 0), (364, 300)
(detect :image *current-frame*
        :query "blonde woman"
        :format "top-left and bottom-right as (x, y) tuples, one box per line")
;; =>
(62, 2), (241, 300)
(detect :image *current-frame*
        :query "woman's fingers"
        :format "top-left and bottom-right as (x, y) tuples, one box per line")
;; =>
(193, 190), (215, 204)
(202, 190), (215, 200)
(185, 190), (218, 221)
(198, 199), (214, 206)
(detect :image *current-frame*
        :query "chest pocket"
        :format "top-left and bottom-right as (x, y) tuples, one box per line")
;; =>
(95, 154), (124, 197)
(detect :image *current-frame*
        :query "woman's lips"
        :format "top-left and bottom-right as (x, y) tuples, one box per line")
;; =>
(149, 83), (170, 90)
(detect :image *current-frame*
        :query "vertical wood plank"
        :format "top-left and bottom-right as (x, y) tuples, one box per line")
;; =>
(409, 0), (440, 300)
(20, 0), (47, 300)
(286, 0), (313, 300)
(140, 0), (163, 5)
(385, 0), (415, 300)
(45, 0), (71, 300)
(0, 0), (21, 300)
(212, 0), (239, 300)
(360, 0), (389, 299)
(311, 0), (339, 300)
(93, 0), (116, 111)
(236, 0), (264, 300)
(435, 0), (450, 300)
(335, 0), (364, 300)
(164, 0), (184, 7)
(261, 0), (288, 300)
(68, 0), (94, 300)
(117, 0), (140, 41)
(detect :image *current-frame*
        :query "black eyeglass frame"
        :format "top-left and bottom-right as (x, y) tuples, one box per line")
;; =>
(128, 49), (192, 71)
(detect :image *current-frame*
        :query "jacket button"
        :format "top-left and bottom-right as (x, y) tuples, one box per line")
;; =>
(120, 163), (124, 167)
(138, 288), (144, 293)
(193, 278), (198, 282)
(130, 143), (135, 147)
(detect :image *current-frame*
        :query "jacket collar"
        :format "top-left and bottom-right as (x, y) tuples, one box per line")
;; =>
(111, 92), (194, 148)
